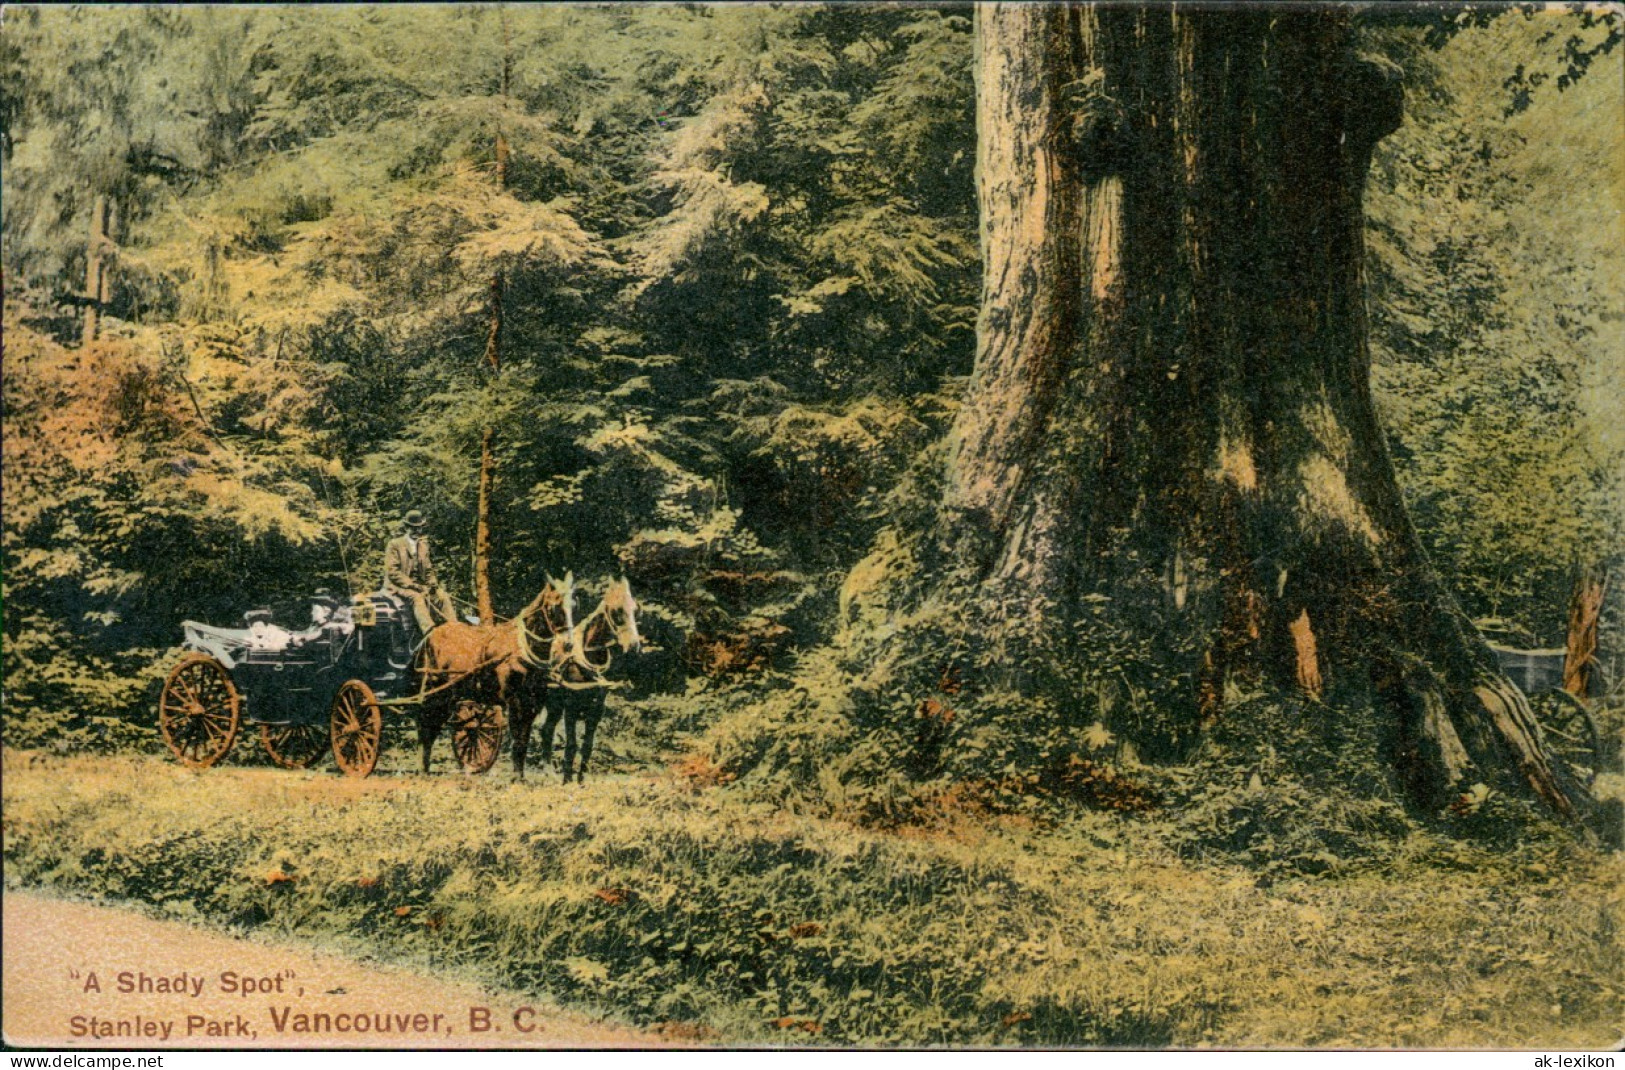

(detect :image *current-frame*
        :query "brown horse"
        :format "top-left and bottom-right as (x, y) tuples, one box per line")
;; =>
(412, 577), (571, 774)
(518, 577), (642, 782)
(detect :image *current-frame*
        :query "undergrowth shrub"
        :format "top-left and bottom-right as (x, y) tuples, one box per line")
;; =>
(693, 567), (1577, 872)
(11, 750), (1620, 1048)
(696, 546), (1213, 830)
(1153, 694), (1417, 875)
(5, 760), (1226, 1046)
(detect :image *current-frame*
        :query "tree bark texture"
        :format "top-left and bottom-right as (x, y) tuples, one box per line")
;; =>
(474, 128), (510, 627)
(476, 270), (502, 626)
(940, 5), (1579, 816)
(1564, 564), (1606, 699)
(476, 426), (496, 625)
(81, 194), (111, 346)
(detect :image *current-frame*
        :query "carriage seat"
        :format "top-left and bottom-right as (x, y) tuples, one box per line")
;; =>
(355, 591), (409, 627)
(354, 591), (420, 671)
(1487, 643), (1570, 698)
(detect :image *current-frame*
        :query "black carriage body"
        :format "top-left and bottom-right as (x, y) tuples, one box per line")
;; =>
(230, 646), (335, 726)
(181, 593), (421, 726)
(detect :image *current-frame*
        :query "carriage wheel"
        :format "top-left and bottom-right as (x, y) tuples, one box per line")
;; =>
(330, 680), (383, 778)
(159, 654), (240, 769)
(261, 722), (330, 770)
(1536, 688), (1603, 788)
(451, 701), (505, 775)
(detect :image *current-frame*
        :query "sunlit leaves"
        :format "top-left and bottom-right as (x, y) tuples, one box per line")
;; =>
(1367, 14), (1624, 636)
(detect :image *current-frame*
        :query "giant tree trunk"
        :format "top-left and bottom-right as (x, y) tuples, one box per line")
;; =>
(938, 5), (1580, 817)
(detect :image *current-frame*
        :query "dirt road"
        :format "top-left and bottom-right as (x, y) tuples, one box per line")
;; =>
(2, 891), (673, 1049)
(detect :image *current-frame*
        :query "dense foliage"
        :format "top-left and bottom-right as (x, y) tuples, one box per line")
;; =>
(1367, 11), (1625, 642)
(2, 6), (1619, 775)
(2, 6), (976, 743)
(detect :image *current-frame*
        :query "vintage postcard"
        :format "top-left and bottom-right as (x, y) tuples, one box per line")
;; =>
(2, 2), (1621, 1052)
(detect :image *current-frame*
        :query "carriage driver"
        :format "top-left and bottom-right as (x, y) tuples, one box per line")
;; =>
(383, 509), (456, 633)
(304, 588), (353, 641)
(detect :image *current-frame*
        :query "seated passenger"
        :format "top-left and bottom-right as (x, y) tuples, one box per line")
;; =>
(244, 608), (292, 651)
(294, 589), (351, 645)
(309, 589), (337, 629)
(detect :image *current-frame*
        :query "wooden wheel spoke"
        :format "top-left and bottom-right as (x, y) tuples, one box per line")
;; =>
(452, 702), (505, 775)
(262, 722), (328, 769)
(330, 681), (382, 778)
(1534, 693), (1601, 788)
(173, 676), (202, 708)
(159, 656), (238, 769)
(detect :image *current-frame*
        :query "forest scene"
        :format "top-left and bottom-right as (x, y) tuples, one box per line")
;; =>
(3, 2), (1623, 1049)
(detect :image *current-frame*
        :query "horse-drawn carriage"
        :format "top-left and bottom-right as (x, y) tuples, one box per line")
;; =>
(158, 575), (640, 780)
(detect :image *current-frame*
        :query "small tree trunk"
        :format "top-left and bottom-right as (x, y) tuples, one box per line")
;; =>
(475, 263), (504, 625)
(1564, 564), (1606, 699)
(473, 123), (509, 626)
(475, 427), (496, 625)
(81, 194), (111, 345)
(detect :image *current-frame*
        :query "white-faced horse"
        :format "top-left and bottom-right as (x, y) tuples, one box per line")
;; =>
(511, 576), (641, 782)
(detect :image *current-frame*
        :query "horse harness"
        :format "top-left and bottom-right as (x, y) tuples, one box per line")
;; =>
(514, 599), (615, 692)
(413, 598), (565, 702)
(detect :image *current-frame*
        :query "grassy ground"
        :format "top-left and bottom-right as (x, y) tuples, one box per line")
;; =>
(3, 748), (1621, 1048)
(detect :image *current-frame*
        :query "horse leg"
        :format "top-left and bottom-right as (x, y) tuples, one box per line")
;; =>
(540, 693), (562, 776)
(562, 699), (580, 785)
(576, 692), (604, 783)
(509, 695), (537, 780)
(418, 698), (448, 775)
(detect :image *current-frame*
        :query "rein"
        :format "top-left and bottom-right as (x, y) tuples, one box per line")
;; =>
(514, 611), (550, 669)
(548, 604), (623, 690)
(411, 643), (510, 702)
(491, 579), (637, 692)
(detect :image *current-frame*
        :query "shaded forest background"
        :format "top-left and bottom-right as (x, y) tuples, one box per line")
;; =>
(3, 5), (1621, 762)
